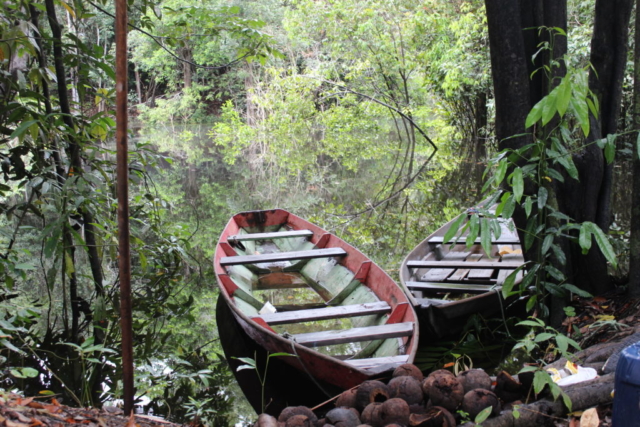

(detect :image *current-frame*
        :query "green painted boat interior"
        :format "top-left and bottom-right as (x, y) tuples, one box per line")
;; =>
(225, 225), (403, 359)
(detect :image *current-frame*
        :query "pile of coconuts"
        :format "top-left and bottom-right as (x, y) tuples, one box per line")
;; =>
(254, 364), (530, 427)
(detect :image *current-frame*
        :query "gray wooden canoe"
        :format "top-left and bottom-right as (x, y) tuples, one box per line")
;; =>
(400, 211), (525, 338)
(214, 209), (419, 404)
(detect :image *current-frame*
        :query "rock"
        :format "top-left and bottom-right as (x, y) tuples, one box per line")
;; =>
(408, 406), (456, 427)
(461, 389), (500, 419)
(457, 369), (492, 393)
(392, 364), (424, 382)
(325, 407), (360, 427)
(355, 381), (390, 411)
(424, 374), (464, 412)
(378, 398), (410, 426)
(388, 376), (424, 406)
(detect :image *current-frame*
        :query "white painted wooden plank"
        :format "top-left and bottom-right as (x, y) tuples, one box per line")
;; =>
(294, 322), (414, 347)
(220, 248), (347, 266)
(258, 301), (391, 325)
(344, 355), (409, 369)
(228, 230), (313, 241)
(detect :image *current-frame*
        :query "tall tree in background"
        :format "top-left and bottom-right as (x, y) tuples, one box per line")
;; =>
(484, 0), (632, 309)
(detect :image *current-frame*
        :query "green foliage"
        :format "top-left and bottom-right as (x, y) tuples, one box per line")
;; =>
(235, 352), (295, 413)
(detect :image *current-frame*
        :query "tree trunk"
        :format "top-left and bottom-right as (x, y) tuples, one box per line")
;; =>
(484, 0), (632, 299)
(629, 0), (640, 297)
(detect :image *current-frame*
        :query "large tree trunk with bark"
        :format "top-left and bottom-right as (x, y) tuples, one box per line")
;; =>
(484, 0), (632, 304)
(630, 0), (640, 298)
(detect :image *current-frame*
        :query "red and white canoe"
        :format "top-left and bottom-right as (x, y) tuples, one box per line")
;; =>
(214, 209), (419, 393)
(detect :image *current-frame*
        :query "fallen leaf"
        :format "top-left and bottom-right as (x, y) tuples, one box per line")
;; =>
(5, 420), (30, 427)
(580, 408), (599, 427)
(125, 413), (139, 427)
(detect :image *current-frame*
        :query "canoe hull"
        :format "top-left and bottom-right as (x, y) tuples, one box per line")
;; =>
(400, 211), (525, 338)
(214, 209), (418, 411)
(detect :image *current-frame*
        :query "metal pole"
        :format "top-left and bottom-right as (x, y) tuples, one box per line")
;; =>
(115, 0), (134, 415)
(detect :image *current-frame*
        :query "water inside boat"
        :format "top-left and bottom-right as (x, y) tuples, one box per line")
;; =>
(222, 224), (405, 359)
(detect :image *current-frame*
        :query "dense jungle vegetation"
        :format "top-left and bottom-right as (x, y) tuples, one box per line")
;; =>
(1, 0), (639, 424)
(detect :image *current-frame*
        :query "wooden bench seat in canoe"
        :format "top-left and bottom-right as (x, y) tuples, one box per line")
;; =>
(220, 248), (347, 266)
(293, 322), (414, 347)
(427, 236), (521, 245)
(406, 260), (522, 270)
(227, 230), (314, 242)
(258, 301), (391, 325)
(405, 281), (498, 293)
(344, 355), (410, 369)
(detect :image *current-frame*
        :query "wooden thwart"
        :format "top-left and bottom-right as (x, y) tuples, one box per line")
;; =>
(293, 322), (414, 347)
(220, 248), (347, 266)
(405, 281), (498, 293)
(258, 301), (391, 325)
(228, 230), (313, 242)
(428, 236), (520, 245)
(344, 355), (410, 369)
(407, 260), (521, 270)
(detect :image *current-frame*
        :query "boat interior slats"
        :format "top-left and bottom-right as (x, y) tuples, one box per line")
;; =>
(428, 236), (521, 245)
(343, 355), (410, 369)
(293, 322), (414, 347)
(407, 260), (522, 270)
(405, 281), (498, 293)
(467, 253), (495, 280)
(257, 301), (391, 325)
(220, 248), (347, 266)
(227, 230), (314, 242)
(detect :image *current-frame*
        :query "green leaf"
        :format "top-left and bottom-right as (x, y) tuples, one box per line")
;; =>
(1, 338), (25, 354)
(541, 234), (554, 255)
(443, 214), (466, 246)
(495, 160), (508, 185)
(474, 406), (492, 424)
(578, 223), (592, 254)
(534, 332), (555, 342)
(562, 283), (592, 298)
(570, 97), (590, 136)
(542, 89), (558, 125)
(533, 370), (551, 394)
(604, 134), (616, 164)
(268, 352), (296, 357)
(10, 120), (39, 139)
(466, 214), (480, 248)
(555, 334), (570, 354)
(517, 319), (544, 328)
(501, 270), (519, 297)
(512, 168), (524, 203)
(556, 77), (572, 117)
(481, 218), (491, 257)
(546, 168), (564, 183)
(524, 196), (532, 217)
(526, 99), (544, 128)
(637, 132), (640, 160)
(538, 187), (548, 210)
(589, 222), (618, 268)
(526, 295), (537, 312)
(502, 194), (516, 219)
(236, 365), (256, 372)
(545, 265), (565, 281)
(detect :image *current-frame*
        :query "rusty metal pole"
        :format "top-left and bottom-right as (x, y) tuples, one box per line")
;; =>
(115, 0), (134, 415)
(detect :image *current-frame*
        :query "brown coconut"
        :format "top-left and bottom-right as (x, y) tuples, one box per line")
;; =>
(360, 403), (383, 427)
(408, 406), (456, 427)
(392, 364), (424, 382)
(378, 398), (410, 427)
(457, 369), (492, 393)
(421, 369), (455, 396)
(278, 407), (318, 425)
(325, 407), (360, 427)
(425, 374), (464, 412)
(461, 389), (501, 419)
(336, 388), (358, 408)
(254, 413), (279, 427)
(285, 414), (315, 427)
(388, 375), (424, 406)
(355, 381), (389, 411)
